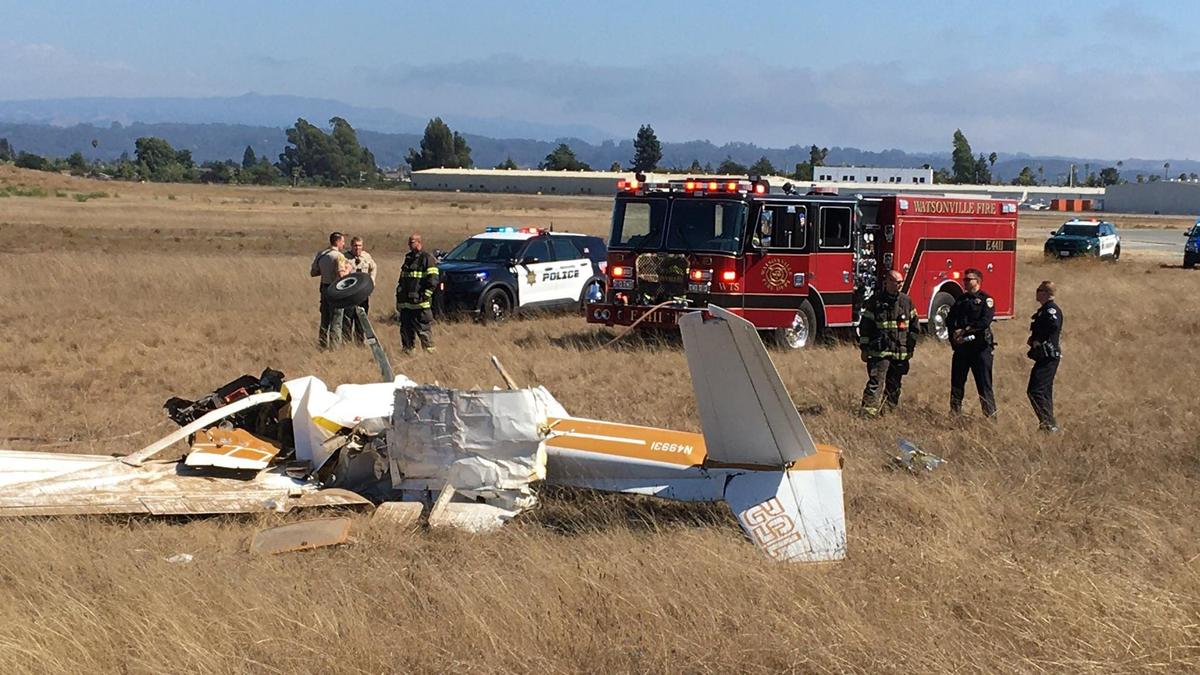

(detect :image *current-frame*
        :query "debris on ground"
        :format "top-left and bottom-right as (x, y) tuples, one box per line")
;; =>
(164, 553), (194, 564)
(249, 517), (353, 555)
(889, 438), (947, 474)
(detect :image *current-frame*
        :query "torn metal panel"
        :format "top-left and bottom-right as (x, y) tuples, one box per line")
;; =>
(427, 502), (515, 533)
(371, 501), (423, 529)
(388, 386), (552, 513)
(0, 450), (370, 517)
(285, 376), (413, 472)
(123, 391), (284, 466)
(185, 427), (280, 471)
(249, 517), (353, 555)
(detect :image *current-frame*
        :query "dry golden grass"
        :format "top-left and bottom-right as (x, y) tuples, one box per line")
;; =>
(1, 168), (1199, 673)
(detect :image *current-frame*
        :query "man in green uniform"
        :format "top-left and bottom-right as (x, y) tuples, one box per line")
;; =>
(858, 270), (920, 417)
(395, 233), (439, 353)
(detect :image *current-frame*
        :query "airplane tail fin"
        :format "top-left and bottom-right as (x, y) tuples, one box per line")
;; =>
(677, 305), (817, 465)
(679, 305), (845, 561)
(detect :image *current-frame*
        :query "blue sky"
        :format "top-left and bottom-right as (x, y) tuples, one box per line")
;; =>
(2, 0), (1198, 157)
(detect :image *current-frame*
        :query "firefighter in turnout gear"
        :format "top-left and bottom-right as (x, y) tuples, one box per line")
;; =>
(396, 233), (439, 353)
(1026, 280), (1063, 432)
(858, 270), (920, 417)
(947, 267), (998, 417)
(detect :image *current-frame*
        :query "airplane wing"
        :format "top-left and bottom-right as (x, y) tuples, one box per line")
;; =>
(678, 305), (817, 466)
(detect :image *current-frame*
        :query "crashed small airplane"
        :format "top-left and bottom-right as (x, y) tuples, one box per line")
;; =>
(0, 303), (845, 563)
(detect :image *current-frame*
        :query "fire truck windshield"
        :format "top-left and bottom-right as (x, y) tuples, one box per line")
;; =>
(610, 198), (668, 249)
(666, 199), (747, 254)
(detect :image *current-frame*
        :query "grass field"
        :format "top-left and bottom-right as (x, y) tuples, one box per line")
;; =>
(1, 166), (1198, 673)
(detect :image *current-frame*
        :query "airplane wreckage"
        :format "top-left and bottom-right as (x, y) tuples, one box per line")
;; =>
(0, 276), (846, 563)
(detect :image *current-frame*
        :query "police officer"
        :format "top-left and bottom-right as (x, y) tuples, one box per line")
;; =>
(1026, 280), (1063, 432)
(395, 233), (439, 353)
(947, 267), (997, 417)
(344, 236), (378, 343)
(858, 270), (920, 417)
(310, 231), (348, 349)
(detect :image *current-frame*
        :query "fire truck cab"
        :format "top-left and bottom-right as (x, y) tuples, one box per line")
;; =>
(585, 177), (1018, 348)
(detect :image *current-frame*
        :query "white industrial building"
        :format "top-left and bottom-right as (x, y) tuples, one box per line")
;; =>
(1102, 181), (1200, 215)
(411, 168), (1104, 204)
(812, 166), (932, 185)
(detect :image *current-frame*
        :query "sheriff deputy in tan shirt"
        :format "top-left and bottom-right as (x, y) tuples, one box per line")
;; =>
(311, 231), (349, 349)
(345, 236), (378, 343)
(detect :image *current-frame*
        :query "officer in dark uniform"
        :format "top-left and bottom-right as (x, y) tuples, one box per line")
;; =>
(858, 270), (920, 417)
(395, 233), (439, 353)
(1026, 280), (1063, 431)
(947, 267), (997, 417)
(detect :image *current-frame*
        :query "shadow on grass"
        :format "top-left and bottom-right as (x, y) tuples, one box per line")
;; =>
(525, 485), (736, 536)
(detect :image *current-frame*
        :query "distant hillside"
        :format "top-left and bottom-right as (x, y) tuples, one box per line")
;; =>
(0, 94), (616, 144)
(0, 118), (1195, 183)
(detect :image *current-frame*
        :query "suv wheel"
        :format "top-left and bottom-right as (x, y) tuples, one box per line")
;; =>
(480, 288), (511, 324)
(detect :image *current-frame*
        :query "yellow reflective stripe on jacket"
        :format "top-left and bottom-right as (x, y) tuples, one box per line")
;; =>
(865, 350), (911, 360)
(425, 266), (439, 275)
(399, 302), (432, 309)
(402, 270), (425, 278)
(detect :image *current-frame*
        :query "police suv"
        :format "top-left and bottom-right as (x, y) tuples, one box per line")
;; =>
(1184, 218), (1199, 269)
(1044, 218), (1121, 260)
(436, 227), (608, 322)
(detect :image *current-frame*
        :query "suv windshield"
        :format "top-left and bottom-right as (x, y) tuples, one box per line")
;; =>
(1057, 224), (1099, 237)
(444, 237), (524, 263)
(610, 198), (668, 249)
(666, 199), (748, 253)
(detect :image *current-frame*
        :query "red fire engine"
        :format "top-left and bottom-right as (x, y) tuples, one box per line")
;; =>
(585, 176), (1018, 348)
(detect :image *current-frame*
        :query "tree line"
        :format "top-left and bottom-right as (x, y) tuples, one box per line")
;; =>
(0, 120), (1158, 188)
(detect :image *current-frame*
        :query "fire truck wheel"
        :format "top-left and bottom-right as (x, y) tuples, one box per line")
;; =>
(773, 300), (818, 350)
(928, 291), (955, 342)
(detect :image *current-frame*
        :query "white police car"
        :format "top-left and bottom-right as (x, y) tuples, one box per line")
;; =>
(436, 227), (608, 322)
(1044, 219), (1121, 260)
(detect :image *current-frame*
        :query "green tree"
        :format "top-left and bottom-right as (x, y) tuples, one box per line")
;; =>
(0, 138), (13, 162)
(14, 152), (50, 171)
(951, 129), (974, 183)
(1012, 166), (1036, 186)
(495, 156), (519, 170)
(687, 159), (704, 174)
(134, 136), (179, 179)
(242, 146), (257, 169)
(540, 143), (591, 171)
(67, 151), (88, 175)
(717, 157), (747, 175)
(631, 124), (662, 172)
(808, 145), (828, 167)
(749, 156), (776, 176)
(200, 160), (236, 184)
(406, 117), (472, 170)
(973, 153), (991, 184)
(277, 117), (378, 185)
(793, 162), (813, 181)
(609, 161), (622, 172)
(933, 167), (953, 184)
(247, 157), (279, 185)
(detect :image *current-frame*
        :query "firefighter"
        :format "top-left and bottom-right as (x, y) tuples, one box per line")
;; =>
(395, 233), (439, 353)
(1026, 280), (1063, 432)
(310, 231), (348, 350)
(858, 270), (920, 417)
(947, 268), (997, 417)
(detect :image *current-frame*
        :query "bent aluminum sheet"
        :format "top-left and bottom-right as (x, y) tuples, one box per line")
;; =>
(0, 449), (370, 517)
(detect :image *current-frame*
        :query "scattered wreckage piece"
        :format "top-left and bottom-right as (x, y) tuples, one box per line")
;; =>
(371, 501), (423, 529)
(185, 427), (280, 471)
(0, 450), (371, 517)
(123, 391), (284, 467)
(890, 438), (947, 474)
(249, 517), (353, 555)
